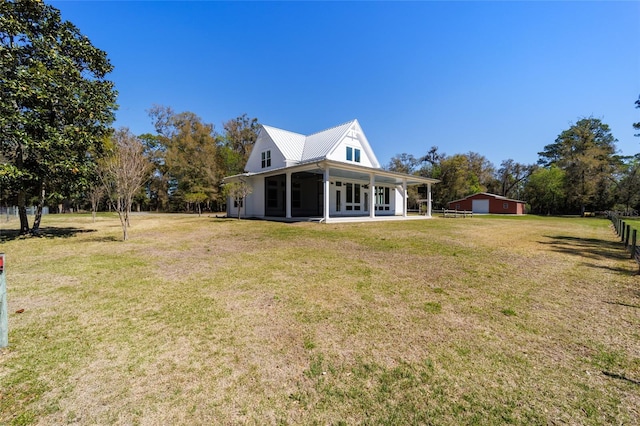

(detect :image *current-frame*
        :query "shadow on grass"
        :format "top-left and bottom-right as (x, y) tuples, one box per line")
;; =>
(604, 300), (640, 309)
(602, 371), (640, 386)
(540, 235), (635, 274)
(0, 227), (96, 242)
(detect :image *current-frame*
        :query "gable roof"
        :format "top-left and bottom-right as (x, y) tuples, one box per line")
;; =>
(260, 125), (306, 160)
(260, 119), (381, 168)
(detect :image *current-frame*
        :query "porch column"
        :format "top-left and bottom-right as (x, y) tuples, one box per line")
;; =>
(323, 165), (330, 222)
(427, 183), (432, 217)
(402, 179), (408, 217)
(285, 171), (292, 219)
(369, 173), (375, 218)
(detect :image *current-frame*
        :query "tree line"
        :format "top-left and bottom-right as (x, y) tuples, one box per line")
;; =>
(2, 1), (640, 241)
(0, 0), (259, 238)
(388, 114), (640, 216)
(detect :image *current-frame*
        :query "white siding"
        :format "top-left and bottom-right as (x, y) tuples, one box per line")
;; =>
(245, 132), (287, 173)
(327, 133), (375, 167)
(227, 176), (264, 218)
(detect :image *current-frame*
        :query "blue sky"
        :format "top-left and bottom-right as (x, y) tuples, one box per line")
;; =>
(51, 1), (640, 168)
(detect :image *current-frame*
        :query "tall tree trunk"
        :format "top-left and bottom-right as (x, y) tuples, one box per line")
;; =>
(31, 185), (46, 235)
(17, 190), (30, 234)
(117, 210), (128, 241)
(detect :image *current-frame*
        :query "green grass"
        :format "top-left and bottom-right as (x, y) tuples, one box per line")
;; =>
(0, 213), (639, 425)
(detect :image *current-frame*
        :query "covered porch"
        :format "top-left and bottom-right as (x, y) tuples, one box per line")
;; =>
(224, 159), (439, 223)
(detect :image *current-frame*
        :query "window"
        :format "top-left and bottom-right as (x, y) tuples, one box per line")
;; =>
(292, 182), (301, 208)
(346, 147), (361, 163)
(336, 190), (341, 212)
(503, 202), (509, 209)
(267, 188), (278, 208)
(345, 182), (361, 211)
(375, 187), (391, 211)
(261, 150), (271, 168)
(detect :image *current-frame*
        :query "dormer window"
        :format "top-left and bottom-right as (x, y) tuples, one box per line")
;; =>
(346, 147), (361, 163)
(261, 150), (271, 168)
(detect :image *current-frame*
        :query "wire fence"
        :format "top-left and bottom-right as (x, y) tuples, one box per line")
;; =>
(0, 207), (49, 222)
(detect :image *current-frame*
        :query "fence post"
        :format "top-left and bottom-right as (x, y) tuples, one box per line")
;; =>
(625, 224), (631, 248)
(0, 253), (7, 348)
(632, 230), (638, 260)
(621, 220), (626, 241)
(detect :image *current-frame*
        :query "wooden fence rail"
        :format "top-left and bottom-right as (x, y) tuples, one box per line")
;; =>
(436, 209), (473, 218)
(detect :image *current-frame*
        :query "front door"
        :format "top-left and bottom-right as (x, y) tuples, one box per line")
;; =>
(264, 174), (286, 217)
(345, 182), (362, 212)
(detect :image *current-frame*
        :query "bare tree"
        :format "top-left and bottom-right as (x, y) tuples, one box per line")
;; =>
(223, 181), (252, 219)
(99, 128), (151, 240)
(87, 183), (105, 223)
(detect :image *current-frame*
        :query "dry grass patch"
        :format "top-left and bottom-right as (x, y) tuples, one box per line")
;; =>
(0, 213), (638, 424)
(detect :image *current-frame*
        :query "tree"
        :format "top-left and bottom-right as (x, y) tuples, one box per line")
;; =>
(146, 107), (260, 212)
(165, 112), (219, 211)
(87, 181), (105, 223)
(524, 165), (565, 215)
(496, 159), (533, 200)
(99, 129), (151, 241)
(538, 118), (618, 215)
(148, 106), (222, 211)
(223, 181), (252, 219)
(138, 132), (169, 212)
(386, 153), (418, 174)
(430, 152), (496, 207)
(615, 154), (640, 214)
(220, 113), (260, 174)
(0, 0), (117, 234)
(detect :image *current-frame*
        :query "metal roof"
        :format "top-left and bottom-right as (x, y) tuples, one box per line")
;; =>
(302, 120), (354, 161)
(448, 192), (526, 204)
(260, 120), (360, 164)
(261, 125), (306, 161)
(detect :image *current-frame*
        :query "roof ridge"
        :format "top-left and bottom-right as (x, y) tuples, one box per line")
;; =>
(262, 124), (304, 137)
(305, 119), (356, 137)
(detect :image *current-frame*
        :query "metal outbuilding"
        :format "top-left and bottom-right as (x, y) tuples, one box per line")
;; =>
(448, 192), (526, 215)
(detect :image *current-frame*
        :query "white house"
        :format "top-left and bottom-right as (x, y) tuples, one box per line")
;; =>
(223, 119), (439, 223)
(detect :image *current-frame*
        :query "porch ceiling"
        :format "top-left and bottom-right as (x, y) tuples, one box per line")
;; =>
(328, 167), (398, 185)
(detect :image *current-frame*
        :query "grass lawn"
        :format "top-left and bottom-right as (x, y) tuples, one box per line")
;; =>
(0, 213), (638, 425)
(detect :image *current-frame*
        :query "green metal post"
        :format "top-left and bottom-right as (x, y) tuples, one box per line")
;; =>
(0, 253), (7, 348)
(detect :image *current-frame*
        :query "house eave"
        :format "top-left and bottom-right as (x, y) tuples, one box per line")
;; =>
(223, 159), (440, 186)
